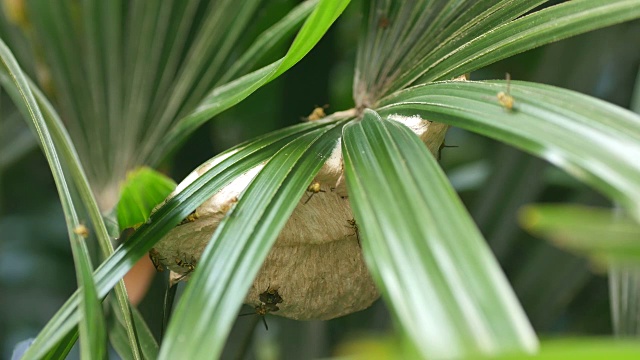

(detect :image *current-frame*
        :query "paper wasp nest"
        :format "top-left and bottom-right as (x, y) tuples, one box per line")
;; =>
(151, 115), (447, 320)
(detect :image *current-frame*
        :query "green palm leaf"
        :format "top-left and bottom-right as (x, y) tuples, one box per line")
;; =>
(160, 120), (346, 359)
(520, 205), (640, 266)
(421, 0), (640, 82)
(0, 37), (107, 359)
(354, 0), (545, 103)
(19, 120), (334, 359)
(218, 0), (318, 85)
(150, 0), (351, 165)
(116, 167), (177, 231)
(500, 338), (640, 359)
(108, 298), (160, 360)
(378, 80), (640, 221)
(342, 110), (537, 358)
(520, 203), (640, 336)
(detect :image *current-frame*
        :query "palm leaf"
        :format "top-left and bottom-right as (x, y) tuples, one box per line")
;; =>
(19, 120), (335, 359)
(519, 204), (640, 334)
(159, 120), (347, 359)
(218, 0), (318, 85)
(420, 0), (640, 82)
(108, 297), (160, 360)
(15, 0), (335, 211)
(501, 338), (640, 359)
(354, 0), (545, 104)
(0, 37), (107, 359)
(41, 329), (79, 360)
(520, 205), (640, 266)
(342, 109), (537, 358)
(607, 67), (640, 337)
(377, 80), (640, 221)
(116, 167), (177, 231)
(149, 0), (351, 165)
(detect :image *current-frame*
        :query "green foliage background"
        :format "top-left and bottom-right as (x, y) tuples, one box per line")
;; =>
(1, 0), (640, 358)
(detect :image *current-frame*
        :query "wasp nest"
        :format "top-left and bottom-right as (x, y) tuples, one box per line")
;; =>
(151, 114), (447, 320)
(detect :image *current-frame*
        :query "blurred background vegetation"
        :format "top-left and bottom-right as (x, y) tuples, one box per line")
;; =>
(1, 0), (639, 358)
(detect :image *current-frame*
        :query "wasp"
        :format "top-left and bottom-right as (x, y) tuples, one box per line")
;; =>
(174, 253), (197, 280)
(219, 196), (238, 215)
(240, 286), (283, 330)
(259, 286), (284, 305)
(251, 304), (279, 330)
(178, 209), (199, 226)
(175, 255), (196, 272)
(497, 73), (514, 111)
(73, 224), (89, 238)
(304, 182), (325, 204)
(148, 248), (166, 272)
(346, 218), (361, 245)
(304, 104), (329, 121)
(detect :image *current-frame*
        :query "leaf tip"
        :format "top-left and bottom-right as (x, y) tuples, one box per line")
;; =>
(518, 205), (540, 231)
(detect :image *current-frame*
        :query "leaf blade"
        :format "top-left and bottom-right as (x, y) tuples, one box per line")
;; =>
(378, 80), (640, 221)
(217, 0), (318, 85)
(342, 110), (537, 358)
(519, 205), (640, 266)
(116, 167), (177, 231)
(159, 121), (346, 359)
(0, 70), (145, 360)
(19, 120), (335, 359)
(0, 37), (107, 360)
(148, 0), (350, 165)
(353, 0), (546, 103)
(421, 0), (640, 82)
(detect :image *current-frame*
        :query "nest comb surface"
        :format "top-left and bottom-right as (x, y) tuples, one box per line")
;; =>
(152, 115), (448, 320)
